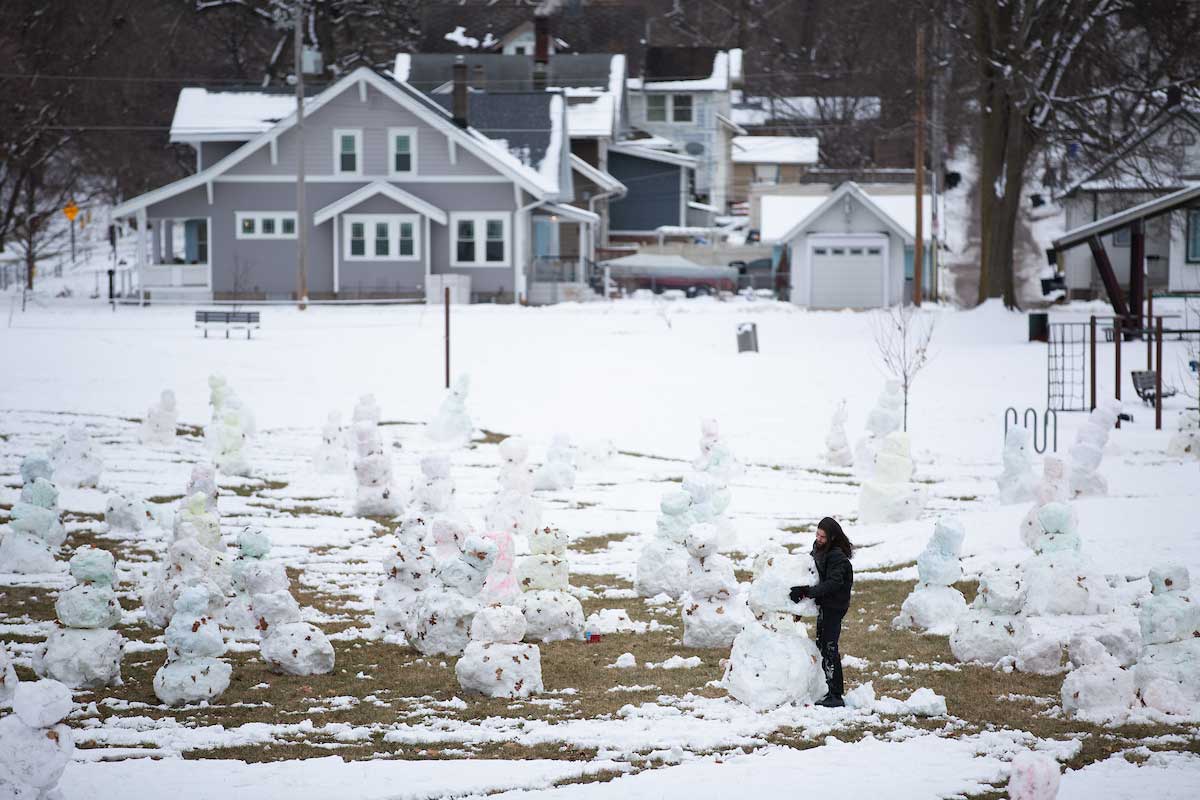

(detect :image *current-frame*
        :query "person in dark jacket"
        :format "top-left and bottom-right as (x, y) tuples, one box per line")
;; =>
(789, 516), (854, 707)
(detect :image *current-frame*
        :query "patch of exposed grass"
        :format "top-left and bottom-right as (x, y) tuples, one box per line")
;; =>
(570, 532), (634, 555)
(475, 430), (508, 445)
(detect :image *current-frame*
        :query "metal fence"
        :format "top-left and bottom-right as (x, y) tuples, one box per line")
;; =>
(1048, 321), (1089, 412)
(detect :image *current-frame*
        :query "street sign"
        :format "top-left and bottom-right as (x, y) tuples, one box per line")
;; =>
(63, 201), (79, 222)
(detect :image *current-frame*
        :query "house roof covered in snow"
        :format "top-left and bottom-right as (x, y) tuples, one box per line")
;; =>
(627, 47), (742, 93)
(169, 88), (303, 142)
(732, 136), (819, 165)
(429, 91), (565, 185)
(115, 68), (563, 218)
(762, 182), (935, 244)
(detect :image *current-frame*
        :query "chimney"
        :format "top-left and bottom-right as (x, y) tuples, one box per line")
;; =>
(533, 14), (550, 89)
(452, 55), (469, 128)
(1167, 84), (1183, 108)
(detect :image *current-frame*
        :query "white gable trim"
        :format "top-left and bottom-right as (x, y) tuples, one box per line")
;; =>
(540, 202), (600, 225)
(313, 181), (448, 227)
(114, 67), (552, 218)
(570, 154), (625, 194)
(777, 182), (915, 246)
(608, 143), (698, 168)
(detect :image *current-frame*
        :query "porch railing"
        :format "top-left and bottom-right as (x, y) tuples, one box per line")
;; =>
(141, 263), (209, 288)
(532, 256), (595, 284)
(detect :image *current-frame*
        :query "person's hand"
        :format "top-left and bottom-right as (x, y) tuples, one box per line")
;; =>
(789, 585), (811, 603)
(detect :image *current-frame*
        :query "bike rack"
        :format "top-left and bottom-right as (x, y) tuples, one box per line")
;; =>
(1004, 407), (1058, 454)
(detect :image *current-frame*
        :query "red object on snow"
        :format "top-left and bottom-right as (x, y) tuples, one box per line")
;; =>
(586, 634), (602, 644)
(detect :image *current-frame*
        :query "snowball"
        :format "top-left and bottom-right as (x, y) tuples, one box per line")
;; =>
(1133, 638), (1200, 712)
(533, 434), (577, 491)
(612, 652), (636, 669)
(750, 544), (788, 579)
(722, 621), (826, 711)
(892, 585), (967, 636)
(659, 489), (692, 517)
(634, 538), (691, 599)
(517, 590), (584, 643)
(165, 612), (225, 661)
(1061, 662), (1135, 719)
(1008, 750), (1061, 800)
(232, 558), (289, 598)
(439, 556), (490, 598)
(154, 658), (232, 706)
(1015, 635), (1065, 675)
(681, 595), (749, 648)
(479, 528), (519, 606)
(381, 539), (437, 591)
(55, 584), (121, 629)
(748, 552), (818, 618)
(251, 590), (302, 630)
(928, 517), (966, 556)
(19, 476), (59, 510)
(12, 679), (73, 728)
(949, 611), (1029, 665)
(105, 494), (150, 533)
(409, 589), (479, 655)
(974, 569), (1026, 614)
(844, 681), (876, 710)
(1149, 564), (1190, 595)
(528, 526), (570, 556)
(455, 641), (543, 698)
(903, 687), (947, 716)
(430, 514), (472, 558)
(683, 523), (720, 560)
(516, 554), (569, 592)
(353, 394), (381, 426)
(186, 463), (219, 511)
(68, 547), (116, 586)
(470, 605), (527, 643)
(33, 628), (123, 689)
(261, 622), (335, 675)
(236, 529), (272, 560)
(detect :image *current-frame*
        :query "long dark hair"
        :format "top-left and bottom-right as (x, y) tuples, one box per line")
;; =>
(817, 516), (853, 559)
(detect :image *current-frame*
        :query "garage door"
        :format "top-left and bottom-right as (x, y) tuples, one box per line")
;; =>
(810, 244), (885, 308)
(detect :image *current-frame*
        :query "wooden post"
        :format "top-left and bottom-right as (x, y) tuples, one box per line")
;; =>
(913, 25), (925, 306)
(444, 285), (451, 389)
(1089, 315), (1097, 411)
(1130, 219), (1144, 329)
(1087, 236), (1129, 318)
(1155, 316), (1163, 431)
(1146, 288), (1154, 369)
(1114, 316), (1122, 428)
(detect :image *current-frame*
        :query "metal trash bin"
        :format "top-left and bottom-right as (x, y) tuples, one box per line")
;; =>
(737, 322), (759, 353)
(1029, 312), (1049, 342)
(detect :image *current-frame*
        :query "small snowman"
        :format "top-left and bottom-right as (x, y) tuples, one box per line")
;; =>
(892, 517), (968, 635)
(409, 535), (497, 656)
(455, 605), (544, 698)
(427, 374), (473, 447)
(313, 411), (349, 474)
(153, 586), (232, 705)
(679, 522), (747, 648)
(254, 590), (336, 676)
(141, 389), (178, 445)
(34, 546), (124, 688)
(515, 526), (584, 643)
(533, 433), (577, 491)
(0, 679), (75, 800)
(225, 528), (290, 638)
(50, 425), (102, 488)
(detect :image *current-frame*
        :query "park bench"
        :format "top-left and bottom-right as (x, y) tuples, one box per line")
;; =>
(1131, 370), (1175, 405)
(195, 309), (261, 339)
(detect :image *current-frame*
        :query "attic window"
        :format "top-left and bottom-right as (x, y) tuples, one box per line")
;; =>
(334, 129), (362, 176)
(673, 94), (693, 123)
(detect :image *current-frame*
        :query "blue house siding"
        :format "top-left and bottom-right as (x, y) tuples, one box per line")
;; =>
(607, 151), (683, 233)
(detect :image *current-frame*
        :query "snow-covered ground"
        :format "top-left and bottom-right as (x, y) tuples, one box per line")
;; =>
(2, 294), (1197, 798)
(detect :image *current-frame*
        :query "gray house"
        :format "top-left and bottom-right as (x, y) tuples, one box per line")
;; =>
(1056, 105), (1200, 299)
(113, 66), (598, 303)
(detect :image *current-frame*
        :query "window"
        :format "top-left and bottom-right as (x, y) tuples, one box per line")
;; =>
(813, 247), (827, 255)
(753, 164), (781, 184)
(1188, 208), (1200, 262)
(334, 129), (362, 176)
(672, 94), (693, 122)
(388, 128), (417, 176)
(1113, 226), (1131, 247)
(867, 247), (881, 255)
(235, 212), (298, 240)
(343, 214), (420, 261)
(646, 94), (667, 122)
(450, 212), (509, 266)
(196, 220), (208, 263)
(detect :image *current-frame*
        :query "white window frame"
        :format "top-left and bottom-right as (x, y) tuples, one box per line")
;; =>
(342, 213), (420, 261)
(235, 211), (298, 240)
(333, 128), (363, 177)
(672, 94), (694, 123)
(646, 94), (668, 122)
(449, 212), (510, 267)
(752, 164), (781, 185)
(388, 127), (418, 178)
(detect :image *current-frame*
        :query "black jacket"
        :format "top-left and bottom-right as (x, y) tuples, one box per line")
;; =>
(809, 544), (853, 611)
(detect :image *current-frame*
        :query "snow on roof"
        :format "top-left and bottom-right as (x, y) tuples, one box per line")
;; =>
(629, 49), (741, 92)
(760, 185), (936, 243)
(443, 26), (498, 50)
(565, 93), (615, 138)
(731, 92), (881, 127)
(169, 88), (297, 142)
(732, 136), (819, 165)
(609, 142), (697, 168)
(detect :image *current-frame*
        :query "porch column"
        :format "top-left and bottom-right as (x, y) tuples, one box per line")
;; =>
(136, 207), (147, 306)
(164, 220), (175, 263)
(1129, 219), (1144, 330)
(150, 219), (161, 266)
(578, 222), (588, 283)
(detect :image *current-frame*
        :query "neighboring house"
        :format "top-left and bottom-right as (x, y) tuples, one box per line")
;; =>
(729, 135), (819, 206)
(606, 141), (699, 238)
(627, 46), (744, 214)
(766, 182), (934, 309)
(113, 66), (599, 304)
(394, 45), (629, 249)
(1055, 104), (1200, 298)
(730, 91), (882, 129)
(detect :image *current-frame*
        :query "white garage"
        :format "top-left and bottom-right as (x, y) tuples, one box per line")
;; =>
(769, 181), (933, 309)
(808, 238), (887, 309)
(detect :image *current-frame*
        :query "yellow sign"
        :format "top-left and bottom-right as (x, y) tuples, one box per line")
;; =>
(63, 201), (79, 221)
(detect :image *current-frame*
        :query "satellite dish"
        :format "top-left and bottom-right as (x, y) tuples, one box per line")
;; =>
(685, 142), (705, 156)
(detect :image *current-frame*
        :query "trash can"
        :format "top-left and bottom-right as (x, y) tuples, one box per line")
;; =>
(737, 322), (759, 353)
(1028, 312), (1049, 342)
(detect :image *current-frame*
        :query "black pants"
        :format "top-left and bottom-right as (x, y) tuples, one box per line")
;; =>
(816, 606), (846, 698)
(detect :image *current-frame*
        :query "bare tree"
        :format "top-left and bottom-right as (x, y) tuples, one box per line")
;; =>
(872, 305), (936, 430)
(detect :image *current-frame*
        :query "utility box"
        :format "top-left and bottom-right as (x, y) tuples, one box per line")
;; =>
(1029, 312), (1049, 342)
(426, 274), (472, 305)
(737, 322), (759, 353)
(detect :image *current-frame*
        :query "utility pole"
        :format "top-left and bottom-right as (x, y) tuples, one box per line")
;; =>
(294, 1), (308, 310)
(913, 25), (926, 307)
(929, 13), (944, 303)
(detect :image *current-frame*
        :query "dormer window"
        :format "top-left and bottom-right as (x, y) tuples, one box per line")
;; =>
(388, 128), (417, 177)
(334, 129), (362, 176)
